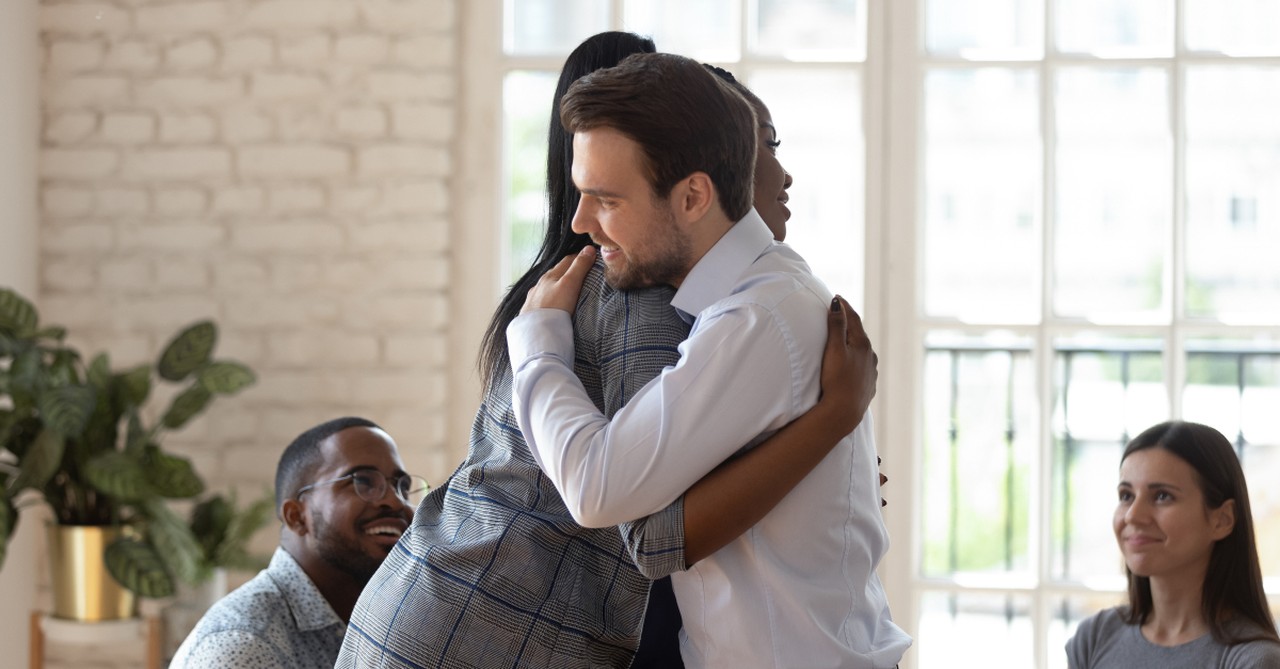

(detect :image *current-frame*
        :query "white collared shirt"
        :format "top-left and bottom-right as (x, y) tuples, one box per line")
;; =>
(510, 209), (911, 668)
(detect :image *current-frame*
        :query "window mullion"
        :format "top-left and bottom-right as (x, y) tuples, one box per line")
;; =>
(1169, 0), (1188, 418)
(610, 0), (624, 30)
(1035, 5), (1058, 666)
(881, 0), (922, 664)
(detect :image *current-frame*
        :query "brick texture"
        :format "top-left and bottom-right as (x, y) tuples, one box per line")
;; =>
(36, 3), (458, 664)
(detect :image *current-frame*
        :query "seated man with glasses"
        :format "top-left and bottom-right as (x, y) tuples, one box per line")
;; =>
(170, 416), (426, 669)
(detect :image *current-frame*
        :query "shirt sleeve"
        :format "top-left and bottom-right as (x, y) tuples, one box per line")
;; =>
(617, 496), (687, 578)
(1224, 639), (1280, 668)
(175, 630), (289, 669)
(509, 299), (800, 528)
(1064, 610), (1103, 669)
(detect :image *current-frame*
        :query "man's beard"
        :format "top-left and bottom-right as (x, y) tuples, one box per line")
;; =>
(602, 206), (691, 290)
(310, 510), (384, 586)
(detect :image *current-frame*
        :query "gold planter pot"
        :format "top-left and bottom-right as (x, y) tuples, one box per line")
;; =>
(46, 524), (136, 621)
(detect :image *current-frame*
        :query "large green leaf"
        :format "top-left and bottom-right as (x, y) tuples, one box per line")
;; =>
(37, 384), (97, 438)
(48, 349), (81, 386)
(0, 289), (38, 337)
(34, 326), (67, 342)
(11, 428), (65, 492)
(216, 493), (273, 568)
(0, 410), (14, 450)
(104, 537), (174, 598)
(0, 499), (14, 570)
(161, 385), (212, 430)
(9, 347), (41, 396)
(198, 362), (255, 395)
(0, 332), (21, 356)
(87, 353), (111, 389)
(190, 495), (234, 558)
(142, 446), (203, 499)
(144, 500), (204, 585)
(124, 412), (148, 455)
(84, 451), (151, 501)
(157, 321), (216, 382)
(1, 416), (40, 460)
(117, 365), (151, 408)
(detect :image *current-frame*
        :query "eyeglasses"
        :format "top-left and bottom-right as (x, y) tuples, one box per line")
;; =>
(295, 470), (430, 506)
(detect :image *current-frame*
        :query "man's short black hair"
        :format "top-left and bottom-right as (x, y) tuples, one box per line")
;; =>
(275, 416), (383, 514)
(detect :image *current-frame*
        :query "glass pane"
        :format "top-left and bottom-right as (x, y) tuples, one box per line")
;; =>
(1053, 67), (1171, 320)
(503, 71), (556, 282)
(1046, 593), (1127, 669)
(1185, 66), (1280, 322)
(751, 69), (864, 308)
(1051, 337), (1165, 581)
(1186, 0), (1280, 56)
(1242, 441), (1280, 582)
(1183, 338), (1280, 581)
(505, 0), (610, 55)
(925, 0), (1043, 59)
(624, 0), (740, 62)
(924, 68), (1040, 322)
(917, 592), (1034, 668)
(922, 333), (1036, 579)
(1054, 0), (1174, 57)
(755, 0), (866, 62)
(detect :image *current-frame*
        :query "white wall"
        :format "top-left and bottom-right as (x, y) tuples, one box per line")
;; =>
(0, 1), (41, 665)
(24, 1), (467, 665)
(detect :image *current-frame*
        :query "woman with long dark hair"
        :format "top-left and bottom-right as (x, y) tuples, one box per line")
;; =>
(339, 32), (880, 668)
(1067, 421), (1280, 667)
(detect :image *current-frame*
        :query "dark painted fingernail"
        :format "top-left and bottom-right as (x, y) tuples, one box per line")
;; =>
(831, 297), (840, 312)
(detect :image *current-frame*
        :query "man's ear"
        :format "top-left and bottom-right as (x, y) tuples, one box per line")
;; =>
(672, 172), (716, 223)
(1211, 498), (1236, 541)
(281, 498), (310, 536)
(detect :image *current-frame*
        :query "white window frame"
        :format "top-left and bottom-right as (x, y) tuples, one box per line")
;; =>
(459, 2), (1278, 668)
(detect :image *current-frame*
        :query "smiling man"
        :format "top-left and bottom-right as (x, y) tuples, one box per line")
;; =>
(170, 417), (421, 669)
(509, 53), (910, 667)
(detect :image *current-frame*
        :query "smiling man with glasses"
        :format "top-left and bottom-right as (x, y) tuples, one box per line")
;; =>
(171, 416), (423, 669)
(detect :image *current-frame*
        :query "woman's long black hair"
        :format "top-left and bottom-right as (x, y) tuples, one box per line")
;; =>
(478, 32), (657, 386)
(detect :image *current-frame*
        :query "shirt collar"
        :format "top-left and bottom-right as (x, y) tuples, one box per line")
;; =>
(671, 207), (773, 320)
(267, 547), (345, 632)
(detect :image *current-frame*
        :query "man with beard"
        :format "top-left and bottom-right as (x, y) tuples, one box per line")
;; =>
(510, 53), (910, 667)
(170, 417), (421, 669)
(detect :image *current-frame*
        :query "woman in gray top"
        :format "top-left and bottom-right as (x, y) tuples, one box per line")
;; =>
(1067, 421), (1280, 668)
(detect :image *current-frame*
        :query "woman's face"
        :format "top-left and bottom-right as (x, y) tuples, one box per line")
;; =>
(1113, 447), (1234, 583)
(751, 103), (793, 241)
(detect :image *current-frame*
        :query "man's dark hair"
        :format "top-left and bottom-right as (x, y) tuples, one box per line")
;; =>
(275, 416), (382, 514)
(477, 31), (657, 388)
(559, 52), (756, 224)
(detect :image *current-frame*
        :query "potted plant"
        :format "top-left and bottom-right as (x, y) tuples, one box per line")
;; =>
(0, 287), (255, 619)
(163, 490), (274, 654)
(188, 490), (273, 583)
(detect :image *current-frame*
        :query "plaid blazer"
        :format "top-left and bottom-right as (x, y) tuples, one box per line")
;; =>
(337, 260), (690, 668)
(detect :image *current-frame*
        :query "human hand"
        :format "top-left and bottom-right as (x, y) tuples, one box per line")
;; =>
(521, 246), (597, 315)
(879, 456), (888, 508)
(818, 295), (877, 436)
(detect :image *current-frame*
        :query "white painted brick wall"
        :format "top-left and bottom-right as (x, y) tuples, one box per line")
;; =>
(36, 2), (460, 665)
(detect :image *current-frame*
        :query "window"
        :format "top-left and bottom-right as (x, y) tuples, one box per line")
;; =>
(905, 1), (1280, 667)
(487, 1), (1280, 667)
(499, 0), (871, 308)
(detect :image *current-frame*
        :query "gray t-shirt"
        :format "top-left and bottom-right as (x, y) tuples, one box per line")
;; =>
(1067, 607), (1280, 669)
